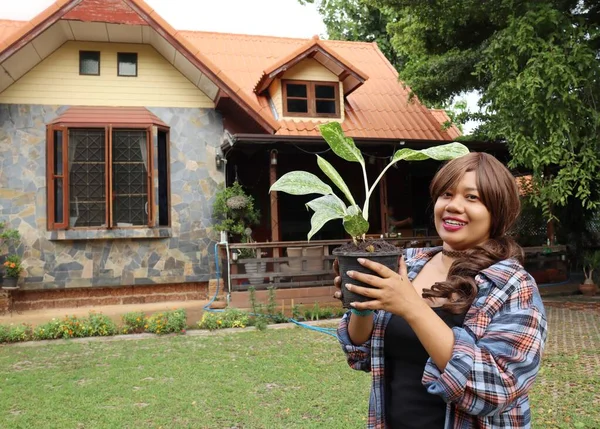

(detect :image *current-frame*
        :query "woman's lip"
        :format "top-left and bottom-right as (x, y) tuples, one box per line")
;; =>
(442, 220), (466, 232)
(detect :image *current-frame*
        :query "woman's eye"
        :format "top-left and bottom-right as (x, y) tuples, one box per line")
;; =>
(466, 194), (479, 201)
(442, 191), (452, 198)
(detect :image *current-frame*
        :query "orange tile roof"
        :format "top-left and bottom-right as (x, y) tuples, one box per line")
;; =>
(430, 109), (461, 140)
(0, 1), (459, 142)
(50, 106), (168, 127)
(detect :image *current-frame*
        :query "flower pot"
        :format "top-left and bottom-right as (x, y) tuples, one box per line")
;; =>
(1, 277), (18, 289)
(333, 246), (402, 308)
(579, 281), (598, 296)
(244, 262), (267, 285)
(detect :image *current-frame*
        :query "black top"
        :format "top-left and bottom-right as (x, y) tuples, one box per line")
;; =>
(384, 307), (466, 429)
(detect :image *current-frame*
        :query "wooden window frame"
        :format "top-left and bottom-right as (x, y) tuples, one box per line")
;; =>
(282, 79), (340, 118)
(117, 52), (138, 77)
(46, 124), (166, 231)
(79, 51), (101, 76)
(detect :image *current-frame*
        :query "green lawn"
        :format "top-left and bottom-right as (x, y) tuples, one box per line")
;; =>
(0, 310), (599, 428)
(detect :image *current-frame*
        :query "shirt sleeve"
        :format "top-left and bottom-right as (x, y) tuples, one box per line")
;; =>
(422, 274), (548, 416)
(337, 311), (374, 372)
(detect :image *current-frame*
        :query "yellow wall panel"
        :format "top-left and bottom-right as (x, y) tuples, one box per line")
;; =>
(0, 41), (214, 108)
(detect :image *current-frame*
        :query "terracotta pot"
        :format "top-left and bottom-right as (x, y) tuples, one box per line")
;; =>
(333, 247), (402, 309)
(579, 281), (598, 296)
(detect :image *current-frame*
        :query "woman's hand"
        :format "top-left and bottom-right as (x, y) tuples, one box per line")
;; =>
(345, 256), (424, 317)
(333, 259), (343, 301)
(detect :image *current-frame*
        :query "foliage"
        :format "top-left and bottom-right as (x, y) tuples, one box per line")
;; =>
(338, 0), (600, 216)
(583, 250), (600, 282)
(3, 254), (23, 278)
(145, 309), (187, 335)
(302, 303), (345, 321)
(212, 181), (260, 239)
(270, 122), (468, 242)
(197, 308), (250, 330)
(0, 222), (20, 252)
(121, 311), (148, 334)
(32, 312), (118, 340)
(0, 323), (33, 343)
(299, 0), (400, 69)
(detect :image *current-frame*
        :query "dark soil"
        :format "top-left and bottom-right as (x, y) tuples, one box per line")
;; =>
(334, 239), (398, 253)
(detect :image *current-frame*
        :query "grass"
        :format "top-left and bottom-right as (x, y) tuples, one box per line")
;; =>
(0, 307), (598, 428)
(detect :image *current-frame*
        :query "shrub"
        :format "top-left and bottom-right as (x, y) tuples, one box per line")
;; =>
(33, 312), (117, 340)
(198, 308), (250, 330)
(0, 323), (33, 343)
(146, 309), (186, 335)
(121, 311), (148, 334)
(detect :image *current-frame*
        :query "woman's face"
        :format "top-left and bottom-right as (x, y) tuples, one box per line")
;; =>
(434, 171), (491, 251)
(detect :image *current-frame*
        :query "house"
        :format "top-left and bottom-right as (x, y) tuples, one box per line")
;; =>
(0, 0), (506, 311)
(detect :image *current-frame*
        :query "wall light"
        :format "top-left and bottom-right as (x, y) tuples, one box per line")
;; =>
(215, 153), (224, 169)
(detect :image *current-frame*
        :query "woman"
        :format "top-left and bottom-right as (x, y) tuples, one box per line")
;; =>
(335, 153), (547, 429)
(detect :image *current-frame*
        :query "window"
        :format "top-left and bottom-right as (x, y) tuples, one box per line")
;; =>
(47, 125), (170, 230)
(282, 80), (340, 118)
(117, 52), (138, 77)
(79, 51), (100, 75)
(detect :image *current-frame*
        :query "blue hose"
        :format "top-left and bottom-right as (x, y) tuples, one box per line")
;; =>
(205, 242), (338, 338)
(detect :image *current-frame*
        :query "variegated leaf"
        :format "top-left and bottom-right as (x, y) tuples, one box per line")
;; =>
(346, 204), (361, 217)
(316, 155), (356, 206)
(306, 195), (347, 217)
(318, 122), (364, 165)
(269, 171), (333, 196)
(343, 214), (370, 238)
(392, 142), (470, 162)
(307, 209), (344, 241)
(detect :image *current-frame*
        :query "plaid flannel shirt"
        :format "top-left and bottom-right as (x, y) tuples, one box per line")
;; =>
(337, 247), (547, 429)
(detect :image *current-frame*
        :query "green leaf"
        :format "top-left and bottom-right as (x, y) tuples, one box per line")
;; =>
(346, 205), (361, 216)
(316, 155), (356, 206)
(392, 142), (470, 163)
(307, 208), (345, 241)
(305, 195), (347, 217)
(343, 214), (370, 238)
(318, 122), (364, 165)
(269, 171), (333, 196)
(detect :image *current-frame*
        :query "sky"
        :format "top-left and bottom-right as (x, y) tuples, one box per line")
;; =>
(1, 0), (327, 38)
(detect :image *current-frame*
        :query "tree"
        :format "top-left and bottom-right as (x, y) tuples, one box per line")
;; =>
(309, 0), (600, 215)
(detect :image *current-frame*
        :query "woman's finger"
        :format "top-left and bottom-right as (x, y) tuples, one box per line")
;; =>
(399, 255), (408, 278)
(346, 283), (380, 299)
(357, 258), (396, 278)
(350, 300), (381, 311)
(334, 275), (341, 289)
(333, 258), (340, 276)
(346, 270), (386, 289)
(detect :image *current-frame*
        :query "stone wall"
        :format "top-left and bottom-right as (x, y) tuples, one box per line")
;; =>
(0, 104), (224, 290)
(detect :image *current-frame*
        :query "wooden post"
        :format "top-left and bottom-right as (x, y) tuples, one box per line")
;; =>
(269, 149), (281, 257)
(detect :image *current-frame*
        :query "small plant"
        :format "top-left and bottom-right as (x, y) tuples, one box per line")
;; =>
(198, 308), (250, 330)
(145, 309), (186, 335)
(213, 182), (260, 240)
(0, 323), (33, 343)
(0, 222), (20, 252)
(3, 254), (23, 278)
(121, 311), (148, 334)
(270, 122), (468, 245)
(583, 250), (600, 284)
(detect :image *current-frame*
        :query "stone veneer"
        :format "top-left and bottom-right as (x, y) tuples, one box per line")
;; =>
(0, 104), (224, 290)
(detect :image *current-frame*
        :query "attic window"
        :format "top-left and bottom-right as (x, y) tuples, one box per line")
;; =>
(282, 80), (339, 118)
(118, 53), (138, 77)
(79, 51), (100, 75)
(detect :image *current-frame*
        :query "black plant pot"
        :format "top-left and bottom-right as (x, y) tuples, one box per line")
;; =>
(333, 247), (402, 308)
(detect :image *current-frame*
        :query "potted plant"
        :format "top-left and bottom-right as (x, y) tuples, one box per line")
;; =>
(237, 228), (266, 286)
(212, 181), (260, 242)
(270, 122), (468, 307)
(580, 250), (600, 296)
(0, 222), (21, 286)
(2, 254), (23, 289)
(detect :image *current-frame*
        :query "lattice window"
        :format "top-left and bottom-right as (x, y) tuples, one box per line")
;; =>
(69, 129), (106, 227)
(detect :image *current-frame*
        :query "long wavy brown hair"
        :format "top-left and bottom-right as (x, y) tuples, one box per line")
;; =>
(421, 152), (524, 314)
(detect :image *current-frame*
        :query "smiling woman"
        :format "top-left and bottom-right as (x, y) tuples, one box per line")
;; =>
(335, 152), (548, 429)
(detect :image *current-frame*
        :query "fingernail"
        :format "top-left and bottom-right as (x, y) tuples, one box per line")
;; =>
(357, 258), (366, 263)
(345, 284), (352, 290)
(346, 270), (354, 277)
(350, 302), (356, 308)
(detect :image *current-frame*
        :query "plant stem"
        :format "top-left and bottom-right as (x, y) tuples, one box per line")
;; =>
(361, 163), (370, 220)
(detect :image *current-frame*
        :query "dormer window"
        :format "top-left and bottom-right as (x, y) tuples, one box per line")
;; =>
(282, 80), (339, 118)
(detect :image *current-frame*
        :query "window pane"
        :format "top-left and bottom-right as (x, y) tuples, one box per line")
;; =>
(157, 130), (169, 226)
(80, 51), (100, 75)
(53, 130), (63, 175)
(286, 83), (307, 98)
(287, 99), (308, 113)
(69, 129), (106, 227)
(316, 100), (336, 114)
(315, 85), (335, 99)
(112, 130), (148, 226)
(55, 178), (64, 224)
(118, 53), (138, 76)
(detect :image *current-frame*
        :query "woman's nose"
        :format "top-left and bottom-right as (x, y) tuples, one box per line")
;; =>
(445, 196), (464, 213)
